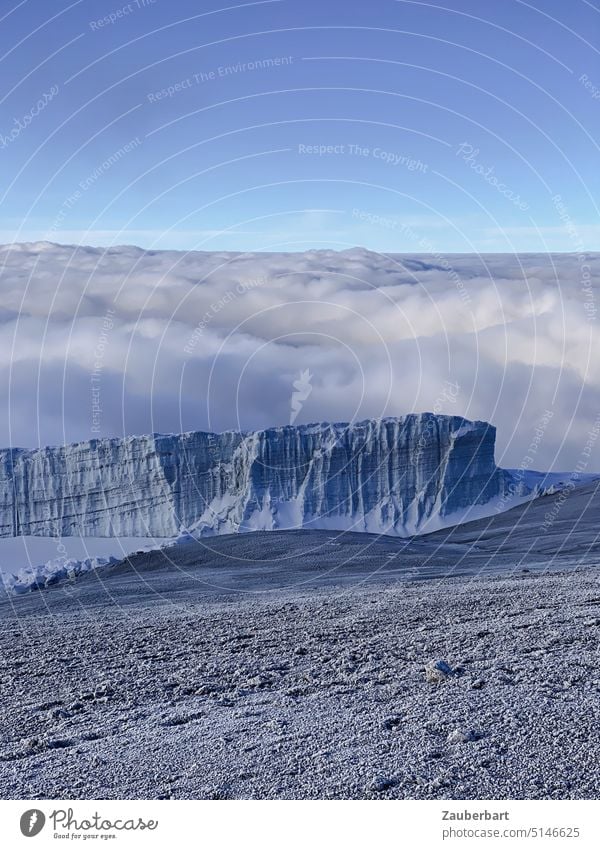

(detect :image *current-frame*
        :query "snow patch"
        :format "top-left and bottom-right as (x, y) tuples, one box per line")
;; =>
(2, 556), (118, 594)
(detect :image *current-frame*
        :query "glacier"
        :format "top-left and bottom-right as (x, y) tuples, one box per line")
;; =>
(0, 414), (516, 543)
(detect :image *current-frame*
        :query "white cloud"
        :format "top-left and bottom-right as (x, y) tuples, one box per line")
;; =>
(0, 241), (598, 472)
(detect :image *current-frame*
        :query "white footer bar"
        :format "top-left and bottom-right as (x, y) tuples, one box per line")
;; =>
(0, 799), (598, 848)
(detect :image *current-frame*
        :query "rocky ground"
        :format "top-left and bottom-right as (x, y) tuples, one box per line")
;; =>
(1, 561), (599, 799)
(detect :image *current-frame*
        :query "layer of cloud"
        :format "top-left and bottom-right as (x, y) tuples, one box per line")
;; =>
(0, 241), (598, 472)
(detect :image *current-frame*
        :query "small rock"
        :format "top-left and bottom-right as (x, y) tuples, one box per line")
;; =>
(471, 679), (485, 690)
(447, 728), (476, 744)
(425, 660), (453, 684)
(246, 674), (272, 689)
(382, 715), (403, 731)
(50, 708), (71, 720)
(21, 737), (46, 754)
(46, 738), (73, 749)
(369, 775), (396, 792)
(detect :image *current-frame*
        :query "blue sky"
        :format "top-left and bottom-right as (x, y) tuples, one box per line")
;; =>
(0, 0), (598, 252)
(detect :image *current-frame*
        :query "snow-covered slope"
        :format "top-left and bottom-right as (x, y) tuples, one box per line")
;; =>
(0, 415), (510, 541)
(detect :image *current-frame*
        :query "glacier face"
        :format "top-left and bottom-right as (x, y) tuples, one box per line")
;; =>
(0, 415), (512, 539)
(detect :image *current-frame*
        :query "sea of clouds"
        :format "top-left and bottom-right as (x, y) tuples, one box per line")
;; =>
(0, 241), (597, 473)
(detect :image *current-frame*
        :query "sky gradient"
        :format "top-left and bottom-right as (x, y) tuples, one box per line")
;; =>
(0, 0), (598, 252)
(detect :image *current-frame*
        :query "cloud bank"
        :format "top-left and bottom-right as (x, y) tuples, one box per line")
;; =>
(0, 241), (598, 473)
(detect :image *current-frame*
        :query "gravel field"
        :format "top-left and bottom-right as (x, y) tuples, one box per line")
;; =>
(1, 485), (600, 800)
(1, 561), (599, 800)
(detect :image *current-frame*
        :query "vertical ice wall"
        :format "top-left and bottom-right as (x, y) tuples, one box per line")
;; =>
(0, 415), (505, 538)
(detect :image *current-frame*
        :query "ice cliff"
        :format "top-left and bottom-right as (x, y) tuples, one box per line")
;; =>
(0, 415), (513, 540)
